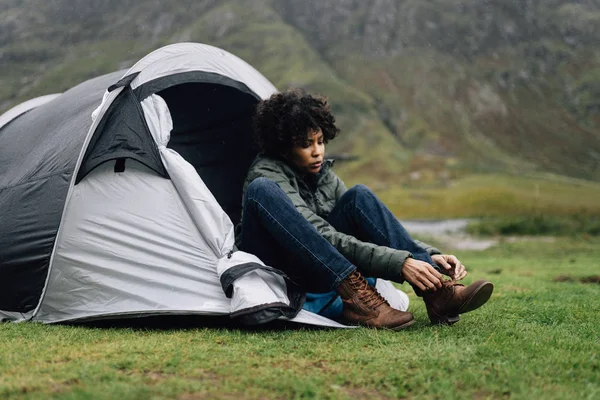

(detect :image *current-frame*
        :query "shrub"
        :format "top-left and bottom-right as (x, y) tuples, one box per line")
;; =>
(466, 214), (600, 236)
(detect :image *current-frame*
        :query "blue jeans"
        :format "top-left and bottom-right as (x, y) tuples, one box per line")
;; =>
(238, 178), (356, 293)
(238, 179), (437, 304)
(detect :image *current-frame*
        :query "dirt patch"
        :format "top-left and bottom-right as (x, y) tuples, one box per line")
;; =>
(552, 275), (600, 284)
(142, 371), (172, 381)
(499, 285), (531, 294)
(337, 386), (394, 400)
(518, 271), (534, 277)
(178, 392), (239, 400)
(49, 378), (80, 394)
(125, 369), (222, 386)
(310, 360), (329, 369)
(580, 275), (600, 284)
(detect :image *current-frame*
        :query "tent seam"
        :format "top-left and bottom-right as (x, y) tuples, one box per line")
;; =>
(0, 170), (70, 191)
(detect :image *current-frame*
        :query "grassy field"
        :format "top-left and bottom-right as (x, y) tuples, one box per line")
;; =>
(1, 238), (598, 399)
(467, 215), (600, 236)
(370, 173), (600, 219)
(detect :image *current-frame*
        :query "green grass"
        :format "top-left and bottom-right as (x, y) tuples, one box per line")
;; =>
(372, 173), (600, 219)
(1, 238), (599, 399)
(467, 215), (600, 236)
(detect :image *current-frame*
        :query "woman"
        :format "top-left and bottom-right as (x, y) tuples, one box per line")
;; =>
(235, 89), (493, 330)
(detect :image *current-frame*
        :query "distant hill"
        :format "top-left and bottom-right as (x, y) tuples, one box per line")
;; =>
(1, 0), (599, 187)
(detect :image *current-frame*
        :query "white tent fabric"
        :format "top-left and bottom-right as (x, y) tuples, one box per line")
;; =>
(140, 94), (234, 257)
(127, 43), (277, 98)
(216, 250), (292, 315)
(37, 160), (231, 323)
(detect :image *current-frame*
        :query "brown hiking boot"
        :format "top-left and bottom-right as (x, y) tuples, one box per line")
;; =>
(422, 279), (494, 325)
(336, 270), (415, 330)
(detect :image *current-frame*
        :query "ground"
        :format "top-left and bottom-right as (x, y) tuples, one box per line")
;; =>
(1, 237), (598, 399)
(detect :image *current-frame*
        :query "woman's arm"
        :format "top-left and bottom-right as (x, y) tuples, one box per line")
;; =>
(414, 239), (441, 256)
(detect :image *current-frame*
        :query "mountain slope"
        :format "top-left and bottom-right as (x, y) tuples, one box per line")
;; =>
(1, 0), (599, 187)
(275, 0), (600, 180)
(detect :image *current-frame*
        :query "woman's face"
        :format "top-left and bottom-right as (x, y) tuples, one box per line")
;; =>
(288, 128), (325, 175)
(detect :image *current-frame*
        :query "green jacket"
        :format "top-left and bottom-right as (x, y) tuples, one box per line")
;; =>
(236, 154), (440, 283)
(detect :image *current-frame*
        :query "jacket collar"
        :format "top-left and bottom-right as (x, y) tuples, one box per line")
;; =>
(259, 154), (335, 186)
(296, 159), (335, 188)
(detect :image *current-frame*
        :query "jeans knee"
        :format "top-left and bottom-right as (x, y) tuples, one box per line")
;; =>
(347, 184), (375, 202)
(246, 177), (279, 199)
(245, 178), (292, 213)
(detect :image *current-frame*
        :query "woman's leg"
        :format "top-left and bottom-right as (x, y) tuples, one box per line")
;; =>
(237, 178), (355, 293)
(239, 179), (416, 330)
(327, 185), (494, 325)
(327, 184), (440, 271)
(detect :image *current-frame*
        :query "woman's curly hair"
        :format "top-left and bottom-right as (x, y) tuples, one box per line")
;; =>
(253, 88), (340, 157)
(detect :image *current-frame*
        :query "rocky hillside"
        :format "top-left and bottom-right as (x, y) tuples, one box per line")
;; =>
(1, 0), (599, 186)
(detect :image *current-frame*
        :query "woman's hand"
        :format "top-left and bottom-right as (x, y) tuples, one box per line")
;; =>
(401, 258), (443, 292)
(431, 254), (467, 281)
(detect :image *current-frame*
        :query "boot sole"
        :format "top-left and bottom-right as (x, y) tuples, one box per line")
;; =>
(390, 318), (416, 331)
(458, 281), (494, 314)
(346, 318), (416, 331)
(429, 281), (494, 325)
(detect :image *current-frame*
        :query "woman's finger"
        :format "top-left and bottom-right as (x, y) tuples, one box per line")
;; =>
(453, 258), (463, 270)
(428, 264), (444, 281)
(459, 262), (466, 277)
(433, 255), (452, 270)
(454, 267), (462, 280)
(437, 258), (452, 271)
(447, 255), (459, 266)
(413, 279), (427, 292)
(424, 269), (442, 290)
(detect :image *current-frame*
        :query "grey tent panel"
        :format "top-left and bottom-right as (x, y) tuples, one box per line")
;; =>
(76, 85), (168, 183)
(0, 71), (123, 312)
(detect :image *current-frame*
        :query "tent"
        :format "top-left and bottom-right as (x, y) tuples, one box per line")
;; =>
(0, 43), (407, 326)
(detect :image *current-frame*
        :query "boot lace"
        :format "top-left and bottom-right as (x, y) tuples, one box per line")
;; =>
(445, 280), (464, 289)
(347, 271), (389, 309)
(437, 280), (464, 300)
(426, 279), (461, 300)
